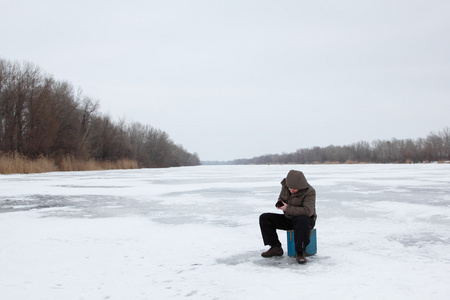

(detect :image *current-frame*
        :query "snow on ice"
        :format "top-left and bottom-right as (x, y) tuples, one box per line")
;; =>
(1, 164), (450, 299)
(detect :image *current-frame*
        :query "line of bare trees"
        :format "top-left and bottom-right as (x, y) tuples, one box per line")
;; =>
(0, 59), (200, 168)
(233, 129), (450, 165)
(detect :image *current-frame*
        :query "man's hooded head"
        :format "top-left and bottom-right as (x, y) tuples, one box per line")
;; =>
(285, 170), (309, 189)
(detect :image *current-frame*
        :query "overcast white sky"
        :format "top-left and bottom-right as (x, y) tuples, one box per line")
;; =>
(1, 0), (449, 161)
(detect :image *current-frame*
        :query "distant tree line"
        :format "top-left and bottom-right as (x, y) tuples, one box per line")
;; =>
(233, 128), (450, 165)
(0, 59), (200, 167)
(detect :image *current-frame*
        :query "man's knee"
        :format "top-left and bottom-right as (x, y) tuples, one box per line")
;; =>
(259, 213), (270, 224)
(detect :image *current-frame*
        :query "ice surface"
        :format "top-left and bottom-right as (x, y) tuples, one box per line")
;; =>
(1, 164), (450, 299)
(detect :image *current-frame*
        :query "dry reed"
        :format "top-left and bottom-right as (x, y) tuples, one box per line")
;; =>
(58, 156), (138, 172)
(0, 153), (58, 174)
(0, 153), (138, 174)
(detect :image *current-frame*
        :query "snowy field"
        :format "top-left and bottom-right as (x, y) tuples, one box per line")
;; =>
(1, 164), (449, 300)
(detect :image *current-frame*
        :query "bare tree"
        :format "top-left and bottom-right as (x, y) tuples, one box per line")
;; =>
(0, 58), (199, 168)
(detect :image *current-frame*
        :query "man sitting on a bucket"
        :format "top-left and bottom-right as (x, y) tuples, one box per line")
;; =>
(259, 170), (317, 264)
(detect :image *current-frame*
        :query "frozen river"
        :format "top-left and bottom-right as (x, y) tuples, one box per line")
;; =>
(1, 164), (449, 299)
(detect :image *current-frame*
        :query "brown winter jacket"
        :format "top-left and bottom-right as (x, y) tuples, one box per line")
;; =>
(278, 170), (317, 221)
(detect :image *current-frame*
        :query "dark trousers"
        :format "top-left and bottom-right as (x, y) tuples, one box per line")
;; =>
(259, 213), (315, 253)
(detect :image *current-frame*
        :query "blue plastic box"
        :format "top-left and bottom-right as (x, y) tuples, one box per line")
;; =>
(287, 228), (317, 257)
